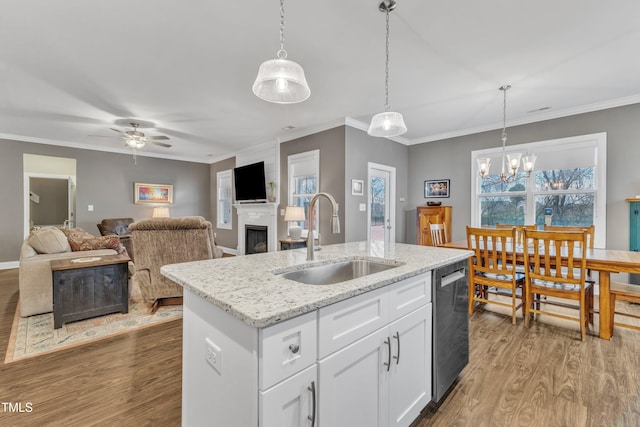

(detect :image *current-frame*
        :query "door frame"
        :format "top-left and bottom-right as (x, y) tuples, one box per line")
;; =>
(367, 162), (396, 244)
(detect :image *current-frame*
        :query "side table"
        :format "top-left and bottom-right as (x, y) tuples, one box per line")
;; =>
(51, 254), (130, 329)
(279, 238), (307, 250)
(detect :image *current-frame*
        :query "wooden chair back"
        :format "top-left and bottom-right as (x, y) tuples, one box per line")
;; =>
(429, 222), (448, 246)
(466, 226), (525, 324)
(543, 225), (594, 249)
(495, 223), (536, 245)
(522, 228), (591, 340)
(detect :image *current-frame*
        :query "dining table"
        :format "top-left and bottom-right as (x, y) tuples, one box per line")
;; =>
(444, 239), (640, 339)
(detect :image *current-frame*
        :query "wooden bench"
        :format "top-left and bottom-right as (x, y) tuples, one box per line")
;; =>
(610, 282), (640, 332)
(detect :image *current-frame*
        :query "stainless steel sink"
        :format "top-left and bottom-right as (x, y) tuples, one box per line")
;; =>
(279, 259), (401, 285)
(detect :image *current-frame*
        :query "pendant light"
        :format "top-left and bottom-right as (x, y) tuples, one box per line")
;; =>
(252, 0), (310, 104)
(368, 0), (407, 138)
(478, 85), (536, 183)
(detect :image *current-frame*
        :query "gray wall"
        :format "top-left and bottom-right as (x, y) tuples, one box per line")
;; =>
(279, 127), (346, 245)
(345, 127), (409, 243)
(0, 138), (211, 262)
(210, 156), (237, 249)
(407, 102), (640, 250)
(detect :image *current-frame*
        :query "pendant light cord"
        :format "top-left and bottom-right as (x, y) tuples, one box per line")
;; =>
(278, 0), (287, 59)
(384, 7), (390, 112)
(501, 85), (508, 145)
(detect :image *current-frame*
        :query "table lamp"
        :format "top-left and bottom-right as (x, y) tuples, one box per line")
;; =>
(284, 206), (305, 239)
(152, 207), (170, 218)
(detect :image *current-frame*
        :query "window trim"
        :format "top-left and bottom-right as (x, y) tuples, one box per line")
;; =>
(471, 132), (607, 247)
(216, 169), (232, 230)
(287, 149), (320, 238)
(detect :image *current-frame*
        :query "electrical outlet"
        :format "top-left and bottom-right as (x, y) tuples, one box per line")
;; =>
(205, 338), (222, 374)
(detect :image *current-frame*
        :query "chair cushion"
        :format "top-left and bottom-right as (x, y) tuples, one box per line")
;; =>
(479, 271), (525, 281)
(27, 227), (71, 254)
(68, 235), (127, 255)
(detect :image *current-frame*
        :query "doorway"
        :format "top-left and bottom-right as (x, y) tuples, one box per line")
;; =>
(367, 162), (396, 245)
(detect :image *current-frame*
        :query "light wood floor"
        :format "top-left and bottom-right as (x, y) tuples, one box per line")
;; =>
(1, 268), (639, 426)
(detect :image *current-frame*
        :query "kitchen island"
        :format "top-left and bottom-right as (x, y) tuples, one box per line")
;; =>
(162, 241), (472, 427)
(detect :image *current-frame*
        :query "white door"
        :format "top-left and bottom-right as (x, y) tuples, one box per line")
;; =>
(388, 305), (432, 427)
(368, 163), (396, 245)
(319, 327), (389, 427)
(260, 365), (317, 427)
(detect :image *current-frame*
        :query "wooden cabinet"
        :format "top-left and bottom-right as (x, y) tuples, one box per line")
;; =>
(416, 206), (452, 246)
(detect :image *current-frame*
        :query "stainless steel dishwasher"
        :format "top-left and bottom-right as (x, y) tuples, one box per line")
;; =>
(432, 259), (469, 403)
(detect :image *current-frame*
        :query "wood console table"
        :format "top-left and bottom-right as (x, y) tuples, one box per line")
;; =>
(51, 254), (130, 329)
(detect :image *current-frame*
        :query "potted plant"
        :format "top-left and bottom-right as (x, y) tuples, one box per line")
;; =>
(267, 181), (276, 202)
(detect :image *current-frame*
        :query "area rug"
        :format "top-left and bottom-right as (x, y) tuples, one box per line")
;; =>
(5, 295), (182, 364)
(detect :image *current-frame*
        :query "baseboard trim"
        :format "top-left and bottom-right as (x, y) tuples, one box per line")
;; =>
(0, 261), (19, 270)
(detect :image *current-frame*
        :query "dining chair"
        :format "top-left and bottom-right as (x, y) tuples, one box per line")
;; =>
(429, 222), (448, 247)
(544, 225), (595, 283)
(466, 226), (525, 324)
(496, 223), (536, 246)
(609, 282), (640, 334)
(522, 228), (593, 341)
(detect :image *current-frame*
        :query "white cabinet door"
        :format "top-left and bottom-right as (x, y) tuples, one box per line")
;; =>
(388, 305), (432, 427)
(260, 364), (317, 427)
(318, 327), (389, 427)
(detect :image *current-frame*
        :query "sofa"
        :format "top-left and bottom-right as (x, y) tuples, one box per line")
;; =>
(18, 227), (125, 317)
(129, 216), (222, 312)
(97, 218), (134, 261)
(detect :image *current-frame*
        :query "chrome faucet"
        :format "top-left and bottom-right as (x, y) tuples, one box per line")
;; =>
(307, 192), (341, 261)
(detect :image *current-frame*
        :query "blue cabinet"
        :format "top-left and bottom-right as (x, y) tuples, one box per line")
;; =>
(628, 199), (640, 284)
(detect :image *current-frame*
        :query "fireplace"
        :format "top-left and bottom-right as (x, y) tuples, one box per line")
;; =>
(245, 225), (268, 255)
(234, 203), (277, 255)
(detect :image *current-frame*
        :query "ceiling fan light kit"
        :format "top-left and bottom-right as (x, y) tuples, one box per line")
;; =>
(367, 0), (407, 138)
(253, 0), (310, 104)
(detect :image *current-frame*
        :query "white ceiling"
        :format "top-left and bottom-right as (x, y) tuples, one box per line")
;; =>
(2, 1), (640, 163)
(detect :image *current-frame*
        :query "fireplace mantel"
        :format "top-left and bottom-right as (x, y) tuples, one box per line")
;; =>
(233, 203), (278, 255)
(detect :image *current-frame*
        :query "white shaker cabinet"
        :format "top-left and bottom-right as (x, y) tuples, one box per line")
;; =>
(318, 304), (432, 427)
(260, 364), (317, 427)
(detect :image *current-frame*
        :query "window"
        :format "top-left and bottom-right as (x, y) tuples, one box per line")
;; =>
(217, 169), (232, 229)
(288, 150), (319, 237)
(471, 133), (606, 247)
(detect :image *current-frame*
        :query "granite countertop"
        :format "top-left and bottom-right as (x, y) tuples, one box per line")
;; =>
(161, 241), (472, 328)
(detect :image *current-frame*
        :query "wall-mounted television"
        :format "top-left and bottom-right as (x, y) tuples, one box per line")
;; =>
(234, 161), (267, 203)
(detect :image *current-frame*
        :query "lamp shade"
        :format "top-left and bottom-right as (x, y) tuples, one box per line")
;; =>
(152, 207), (170, 218)
(252, 58), (311, 104)
(284, 206), (305, 222)
(367, 111), (407, 137)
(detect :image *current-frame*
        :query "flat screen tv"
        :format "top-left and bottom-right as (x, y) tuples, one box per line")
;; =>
(234, 161), (267, 202)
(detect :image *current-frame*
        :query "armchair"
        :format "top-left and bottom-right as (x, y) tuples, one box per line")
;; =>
(97, 218), (135, 260)
(129, 216), (222, 313)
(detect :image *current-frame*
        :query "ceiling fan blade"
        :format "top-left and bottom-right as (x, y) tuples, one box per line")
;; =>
(150, 141), (172, 148)
(149, 135), (170, 141)
(110, 128), (123, 134)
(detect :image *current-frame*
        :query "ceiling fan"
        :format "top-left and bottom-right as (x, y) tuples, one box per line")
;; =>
(111, 122), (172, 149)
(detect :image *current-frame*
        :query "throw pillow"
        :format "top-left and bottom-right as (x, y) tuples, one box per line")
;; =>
(28, 227), (71, 254)
(68, 236), (128, 255)
(59, 227), (95, 241)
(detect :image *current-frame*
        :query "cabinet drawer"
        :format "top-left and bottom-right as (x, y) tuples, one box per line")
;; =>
(260, 311), (317, 390)
(318, 286), (389, 359)
(389, 272), (431, 321)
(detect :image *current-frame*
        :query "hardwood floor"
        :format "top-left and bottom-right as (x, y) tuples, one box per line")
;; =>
(1, 268), (639, 426)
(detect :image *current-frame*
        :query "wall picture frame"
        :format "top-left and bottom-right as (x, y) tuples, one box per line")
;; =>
(351, 179), (364, 196)
(424, 179), (450, 198)
(134, 182), (174, 204)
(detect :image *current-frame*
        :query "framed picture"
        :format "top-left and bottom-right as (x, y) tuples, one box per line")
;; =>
(351, 179), (364, 196)
(424, 179), (450, 198)
(134, 182), (174, 204)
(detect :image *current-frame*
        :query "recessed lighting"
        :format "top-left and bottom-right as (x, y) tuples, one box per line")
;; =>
(282, 125), (296, 131)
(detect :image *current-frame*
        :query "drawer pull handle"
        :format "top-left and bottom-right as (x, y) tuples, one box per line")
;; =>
(383, 338), (391, 371)
(393, 332), (400, 365)
(289, 344), (300, 354)
(307, 380), (316, 427)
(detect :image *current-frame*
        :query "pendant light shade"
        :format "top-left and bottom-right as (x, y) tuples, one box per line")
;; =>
(253, 0), (310, 104)
(368, 1), (407, 138)
(253, 56), (310, 104)
(367, 111), (407, 137)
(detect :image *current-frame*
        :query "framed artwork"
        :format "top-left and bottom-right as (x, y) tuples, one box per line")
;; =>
(351, 179), (364, 196)
(134, 182), (174, 204)
(424, 179), (450, 198)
